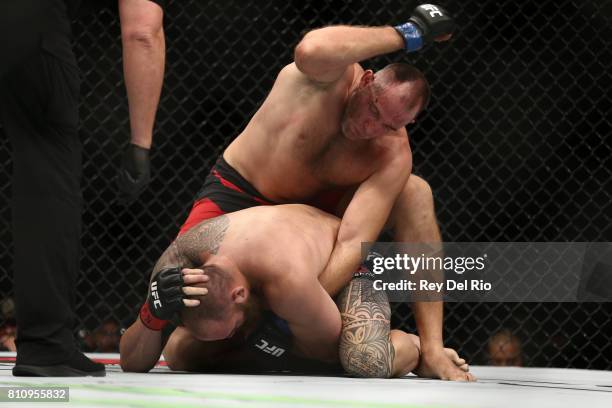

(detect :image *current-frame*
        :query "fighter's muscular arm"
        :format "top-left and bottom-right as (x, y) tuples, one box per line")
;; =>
(119, 216), (229, 372)
(337, 277), (395, 377)
(319, 149), (412, 296)
(265, 272), (342, 362)
(294, 25), (404, 84)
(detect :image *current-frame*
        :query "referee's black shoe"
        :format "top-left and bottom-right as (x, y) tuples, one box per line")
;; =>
(12, 351), (106, 377)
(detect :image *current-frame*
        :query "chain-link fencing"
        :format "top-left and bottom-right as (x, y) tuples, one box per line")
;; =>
(0, 0), (611, 369)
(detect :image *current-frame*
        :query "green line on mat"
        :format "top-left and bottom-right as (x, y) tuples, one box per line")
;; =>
(1, 381), (453, 408)
(70, 397), (235, 408)
(69, 396), (443, 408)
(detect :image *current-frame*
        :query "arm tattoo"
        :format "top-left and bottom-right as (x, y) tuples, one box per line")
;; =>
(176, 215), (230, 259)
(337, 278), (395, 378)
(150, 215), (230, 279)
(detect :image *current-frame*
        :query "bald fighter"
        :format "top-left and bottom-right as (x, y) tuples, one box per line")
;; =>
(120, 204), (470, 378)
(178, 5), (470, 380)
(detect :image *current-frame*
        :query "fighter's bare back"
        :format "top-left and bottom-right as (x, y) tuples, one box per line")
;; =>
(200, 204), (340, 284)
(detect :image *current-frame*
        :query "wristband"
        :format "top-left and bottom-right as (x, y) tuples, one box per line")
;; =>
(139, 302), (169, 331)
(393, 22), (424, 52)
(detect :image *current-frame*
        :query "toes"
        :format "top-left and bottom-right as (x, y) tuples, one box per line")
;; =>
(444, 348), (461, 364)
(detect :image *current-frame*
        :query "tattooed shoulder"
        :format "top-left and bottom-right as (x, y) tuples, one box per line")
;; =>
(150, 215), (231, 279)
(177, 214), (230, 260)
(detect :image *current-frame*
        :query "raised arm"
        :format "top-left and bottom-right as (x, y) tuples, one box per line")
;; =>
(294, 4), (455, 84)
(294, 26), (404, 84)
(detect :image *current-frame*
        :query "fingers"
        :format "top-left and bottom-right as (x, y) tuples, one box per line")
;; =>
(182, 268), (206, 275)
(183, 298), (200, 307)
(183, 275), (209, 285)
(459, 363), (469, 372)
(182, 271), (209, 285)
(183, 286), (208, 296)
(182, 268), (209, 296)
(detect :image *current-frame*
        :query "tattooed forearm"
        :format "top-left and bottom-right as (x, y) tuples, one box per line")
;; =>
(337, 278), (394, 378)
(150, 215), (230, 280)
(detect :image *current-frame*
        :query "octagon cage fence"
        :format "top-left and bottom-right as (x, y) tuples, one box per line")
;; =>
(0, 0), (610, 370)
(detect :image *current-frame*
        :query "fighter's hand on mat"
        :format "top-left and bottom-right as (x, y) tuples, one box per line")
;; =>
(415, 347), (477, 382)
(117, 143), (151, 205)
(394, 4), (455, 52)
(139, 267), (208, 330)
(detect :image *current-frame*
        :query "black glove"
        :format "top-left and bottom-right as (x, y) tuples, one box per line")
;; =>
(139, 267), (184, 330)
(394, 4), (455, 52)
(117, 143), (151, 204)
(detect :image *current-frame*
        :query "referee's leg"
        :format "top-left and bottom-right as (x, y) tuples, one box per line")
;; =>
(0, 3), (105, 375)
(2, 51), (82, 365)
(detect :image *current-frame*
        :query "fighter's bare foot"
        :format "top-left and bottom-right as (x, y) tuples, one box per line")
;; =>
(444, 347), (469, 372)
(415, 347), (476, 381)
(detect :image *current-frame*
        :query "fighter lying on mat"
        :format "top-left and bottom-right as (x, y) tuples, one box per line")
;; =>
(172, 4), (471, 380)
(120, 204), (469, 378)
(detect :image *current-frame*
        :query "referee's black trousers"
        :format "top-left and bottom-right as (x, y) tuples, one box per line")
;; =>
(1, 0), (82, 365)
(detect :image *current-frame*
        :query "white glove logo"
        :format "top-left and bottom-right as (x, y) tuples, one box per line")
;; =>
(151, 281), (162, 309)
(422, 4), (443, 18)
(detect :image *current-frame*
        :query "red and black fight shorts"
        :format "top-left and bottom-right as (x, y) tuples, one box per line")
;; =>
(178, 156), (277, 235)
(178, 155), (350, 236)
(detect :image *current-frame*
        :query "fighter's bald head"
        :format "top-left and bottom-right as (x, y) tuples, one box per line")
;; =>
(374, 63), (430, 113)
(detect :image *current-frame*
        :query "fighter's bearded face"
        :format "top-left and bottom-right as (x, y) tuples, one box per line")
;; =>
(341, 70), (423, 140)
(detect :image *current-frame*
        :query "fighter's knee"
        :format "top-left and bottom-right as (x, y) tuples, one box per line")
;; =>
(404, 174), (433, 205)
